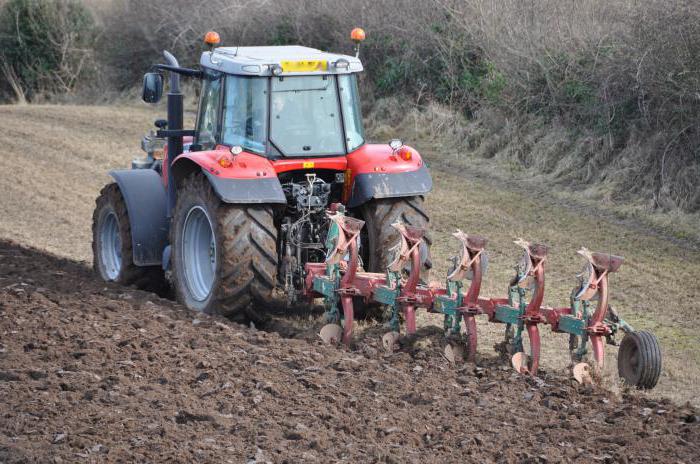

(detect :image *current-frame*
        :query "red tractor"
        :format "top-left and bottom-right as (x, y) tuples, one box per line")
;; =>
(92, 29), (432, 318)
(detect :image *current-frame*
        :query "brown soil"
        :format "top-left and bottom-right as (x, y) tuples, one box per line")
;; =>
(1, 104), (699, 406)
(1, 240), (698, 463)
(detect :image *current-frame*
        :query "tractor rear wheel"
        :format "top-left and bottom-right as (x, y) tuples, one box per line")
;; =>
(362, 196), (432, 276)
(618, 330), (662, 389)
(358, 196), (432, 317)
(170, 172), (278, 318)
(92, 183), (166, 292)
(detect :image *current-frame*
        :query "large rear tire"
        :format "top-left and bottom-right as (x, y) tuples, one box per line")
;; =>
(92, 183), (166, 292)
(170, 173), (278, 318)
(358, 196), (432, 317)
(362, 196), (432, 276)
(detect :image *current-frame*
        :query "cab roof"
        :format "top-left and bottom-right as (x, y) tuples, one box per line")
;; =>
(200, 45), (363, 77)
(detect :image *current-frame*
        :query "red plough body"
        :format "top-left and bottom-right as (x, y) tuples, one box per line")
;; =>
(305, 209), (659, 388)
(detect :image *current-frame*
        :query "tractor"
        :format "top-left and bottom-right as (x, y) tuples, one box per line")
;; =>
(91, 29), (662, 390)
(92, 29), (432, 318)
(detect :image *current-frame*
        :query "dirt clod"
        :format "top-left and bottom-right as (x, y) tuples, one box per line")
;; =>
(0, 240), (698, 462)
(0, 371), (21, 381)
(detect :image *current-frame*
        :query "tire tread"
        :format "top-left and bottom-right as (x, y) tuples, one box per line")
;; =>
(171, 173), (278, 318)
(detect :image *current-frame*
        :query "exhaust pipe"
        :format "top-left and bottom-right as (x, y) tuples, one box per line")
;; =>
(163, 50), (183, 217)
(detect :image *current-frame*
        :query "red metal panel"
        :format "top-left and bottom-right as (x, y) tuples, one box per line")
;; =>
(272, 157), (347, 173)
(172, 147), (276, 180)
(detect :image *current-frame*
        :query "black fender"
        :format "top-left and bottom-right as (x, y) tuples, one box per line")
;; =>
(203, 171), (287, 204)
(109, 169), (169, 266)
(347, 164), (432, 207)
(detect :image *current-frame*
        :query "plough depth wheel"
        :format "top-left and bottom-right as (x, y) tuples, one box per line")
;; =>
(618, 330), (662, 389)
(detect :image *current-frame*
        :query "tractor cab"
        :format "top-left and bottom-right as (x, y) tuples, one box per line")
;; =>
(194, 45), (365, 158)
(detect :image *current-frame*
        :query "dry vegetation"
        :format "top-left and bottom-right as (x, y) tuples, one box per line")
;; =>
(1, 0), (699, 213)
(0, 104), (698, 409)
(1, 3), (699, 460)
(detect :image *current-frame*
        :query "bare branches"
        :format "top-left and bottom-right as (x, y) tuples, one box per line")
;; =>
(0, 0), (97, 101)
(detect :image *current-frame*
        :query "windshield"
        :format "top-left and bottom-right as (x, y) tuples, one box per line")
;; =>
(270, 75), (345, 156)
(222, 75), (267, 154)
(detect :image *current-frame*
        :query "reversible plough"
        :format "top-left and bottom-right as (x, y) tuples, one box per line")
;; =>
(305, 206), (662, 389)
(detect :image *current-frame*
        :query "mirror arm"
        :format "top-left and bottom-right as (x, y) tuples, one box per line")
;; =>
(151, 64), (203, 80)
(156, 129), (196, 138)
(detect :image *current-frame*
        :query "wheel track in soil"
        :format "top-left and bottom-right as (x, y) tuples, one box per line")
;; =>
(0, 104), (699, 459)
(0, 239), (698, 462)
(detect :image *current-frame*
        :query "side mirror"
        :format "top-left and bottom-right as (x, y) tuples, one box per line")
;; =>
(142, 73), (163, 103)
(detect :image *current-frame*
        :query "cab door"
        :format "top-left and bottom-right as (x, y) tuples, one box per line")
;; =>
(194, 69), (223, 150)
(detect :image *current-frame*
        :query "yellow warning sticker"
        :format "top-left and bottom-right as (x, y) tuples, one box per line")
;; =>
(303, 161), (315, 169)
(280, 60), (328, 72)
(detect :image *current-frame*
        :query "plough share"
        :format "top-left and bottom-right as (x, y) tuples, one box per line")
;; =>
(305, 206), (662, 389)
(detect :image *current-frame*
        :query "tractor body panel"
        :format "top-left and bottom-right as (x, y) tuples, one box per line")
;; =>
(169, 142), (431, 207)
(204, 172), (286, 204)
(345, 143), (431, 206)
(109, 169), (169, 266)
(171, 149), (286, 203)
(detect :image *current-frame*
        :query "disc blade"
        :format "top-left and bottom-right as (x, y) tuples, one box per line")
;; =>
(319, 324), (343, 345)
(573, 362), (593, 385)
(382, 331), (400, 352)
(445, 343), (465, 364)
(511, 352), (529, 374)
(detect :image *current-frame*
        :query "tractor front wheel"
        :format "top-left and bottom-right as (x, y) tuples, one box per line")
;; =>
(170, 173), (278, 318)
(92, 183), (166, 292)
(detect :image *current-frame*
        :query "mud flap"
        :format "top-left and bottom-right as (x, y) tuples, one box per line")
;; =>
(347, 164), (432, 207)
(109, 169), (169, 266)
(203, 171), (286, 204)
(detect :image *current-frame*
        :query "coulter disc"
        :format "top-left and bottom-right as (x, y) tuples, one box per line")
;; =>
(320, 324), (343, 345)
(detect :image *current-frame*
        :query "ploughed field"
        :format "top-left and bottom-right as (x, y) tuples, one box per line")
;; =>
(0, 104), (699, 462)
(1, 240), (699, 462)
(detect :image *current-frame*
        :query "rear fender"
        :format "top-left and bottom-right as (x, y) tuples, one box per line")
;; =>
(172, 148), (286, 204)
(109, 169), (169, 266)
(345, 144), (432, 207)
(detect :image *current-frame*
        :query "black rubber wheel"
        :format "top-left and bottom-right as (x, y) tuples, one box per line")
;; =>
(618, 330), (662, 389)
(92, 183), (166, 292)
(170, 172), (278, 318)
(357, 196), (432, 317)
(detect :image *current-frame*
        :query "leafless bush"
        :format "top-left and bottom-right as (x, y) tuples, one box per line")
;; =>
(7, 0), (695, 211)
(0, 0), (98, 102)
(440, 0), (700, 211)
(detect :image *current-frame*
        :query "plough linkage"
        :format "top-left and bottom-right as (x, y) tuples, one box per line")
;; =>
(305, 207), (662, 389)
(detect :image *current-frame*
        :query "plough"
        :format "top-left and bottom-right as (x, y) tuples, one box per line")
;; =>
(305, 206), (662, 389)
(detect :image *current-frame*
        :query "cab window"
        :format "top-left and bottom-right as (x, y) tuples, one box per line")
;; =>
(270, 75), (345, 156)
(222, 76), (268, 154)
(338, 74), (364, 151)
(195, 70), (223, 150)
